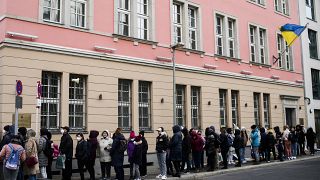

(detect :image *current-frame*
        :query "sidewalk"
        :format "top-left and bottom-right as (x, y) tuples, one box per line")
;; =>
(51, 147), (319, 180)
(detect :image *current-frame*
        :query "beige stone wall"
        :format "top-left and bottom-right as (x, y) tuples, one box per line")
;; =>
(0, 47), (305, 152)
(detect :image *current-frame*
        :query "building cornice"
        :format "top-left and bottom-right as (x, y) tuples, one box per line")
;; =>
(0, 38), (303, 88)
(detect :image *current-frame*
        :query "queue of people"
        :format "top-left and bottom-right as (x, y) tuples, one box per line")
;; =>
(0, 123), (317, 180)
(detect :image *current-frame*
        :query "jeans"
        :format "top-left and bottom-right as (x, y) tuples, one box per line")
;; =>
(133, 163), (140, 179)
(277, 144), (284, 161)
(28, 175), (37, 180)
(291, 142), (298, 157)
(17, 165), (23, 180)
(200, 151), (204, 168)
(192, 151), (201, 169)
(228, 147), (234, 163)
(100, 162), (111, 179)
(114, 165), (124, 180)
(221, 150), (228, 168)
(129, 162), (134, 178)
(157, 152), (167, 176)
(3, 166), (19, 180)
(239, 148), (245, 162)
(252, 146), (259, 162)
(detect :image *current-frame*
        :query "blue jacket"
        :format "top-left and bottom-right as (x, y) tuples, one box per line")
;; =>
(170, 125), (182, 161)
(250, 129), (260, 147)
(110, 133), (125, 166)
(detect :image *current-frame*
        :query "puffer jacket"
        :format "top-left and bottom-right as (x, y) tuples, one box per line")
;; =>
(156, 132), (169, 153)
(170, 125), (182, 161)
(127, 139), (135, 163)
(191, 131), (204, 153)
(38, 136), (48, 167)
(250, 129), (260, 147)
(98, 132), (113, 163)
(75, 140), (89, 161)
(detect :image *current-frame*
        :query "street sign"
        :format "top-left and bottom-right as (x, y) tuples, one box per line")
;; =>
(16, 80), (23, 95)
(15, 95), (23, 109)
(37, 81), (42, 98)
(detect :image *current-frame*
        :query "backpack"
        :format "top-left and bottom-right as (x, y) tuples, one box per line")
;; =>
(43, 137), (53, 157)
(227, 134), (233, 147)
(5, 144), (23, 170)
(118, 139), (128, 153)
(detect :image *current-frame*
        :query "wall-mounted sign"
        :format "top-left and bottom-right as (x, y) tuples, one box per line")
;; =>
(12, 113), (31, 128)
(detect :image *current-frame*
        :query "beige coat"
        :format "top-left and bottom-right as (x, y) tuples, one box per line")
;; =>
(24, 138), (39, 175)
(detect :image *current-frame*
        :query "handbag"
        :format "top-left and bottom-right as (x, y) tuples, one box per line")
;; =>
(25, 156), (38, 167)
(56, 154), (66, 169)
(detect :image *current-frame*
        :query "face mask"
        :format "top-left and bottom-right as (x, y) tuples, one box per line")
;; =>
(103, 135), (108, 138)
(76, 137), (82, 141)
(2, 130), (6, 134)
(60, 129), (65, 134)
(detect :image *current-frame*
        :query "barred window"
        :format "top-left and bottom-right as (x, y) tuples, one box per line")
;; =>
(69, 75), (86, 130)
(139, 81), (151, 130)
(231, 90), (239, 126)
(191, 86), (201, 129)
(254, 93), (261, 126)
(263, 94), (270, 129)
(118, 79), (132, 131)
(41, 72), (61, 129)
(43, 0), (61, 23)
(219, 89), (227, 127)
(176, 85), (185, 126)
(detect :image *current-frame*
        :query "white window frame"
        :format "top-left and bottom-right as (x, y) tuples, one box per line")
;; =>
(118, 79), (132, 131)
(274, 0), (289, 16)
(173, 2), (183, 44)
(219, 89), (227, 128)
(176, 85), (186, 126)
(41, 72), (61, 130)
(69, 74), (87, 130)
(215, 14), (224, 56)
(117, 0), (131, 36)
(138, 81), (152, 130)
(263, 94), (270, 129)
(191, 86), (201, 129)
(70, 0), (87, 28)
(249, 24), (268, 64)
(231, 90), (239, 127)
(42, 0), (62, 23)
(188, 6), (198, 50)
(306, 0), (315, 20)
(253, 93), (261, 126)
(249, 0), (266, 6)
(137, 0), (149, 40)
(276, 33), (293, 70)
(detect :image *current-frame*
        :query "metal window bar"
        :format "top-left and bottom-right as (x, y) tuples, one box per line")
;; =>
(118, 80), (132, 131)
(139, 81), (151, 130)
(69, 75), (86, 130)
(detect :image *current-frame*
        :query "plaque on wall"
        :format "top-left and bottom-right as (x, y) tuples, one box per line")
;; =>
(12, 113), (31, 128)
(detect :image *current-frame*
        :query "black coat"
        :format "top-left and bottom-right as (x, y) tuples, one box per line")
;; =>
(75, 140), (89, 161)
(133, 143), (142, 165)
(0, 132), (13, 150)
(219, 133), (229, 152)
(233, 135), (244, 150)
(205, 134), (216, 154)
(110, 133), (125, 166)
(156, 132), (169, 153)
(260, 132), (267, 149)
(266, 132), (276, 148)
(141, 137), (148, 155)
(182, 135), (192, 155)
(170, 125), (182, 161)
(59, 133), (73, 159)
(306, 132), (316, 146)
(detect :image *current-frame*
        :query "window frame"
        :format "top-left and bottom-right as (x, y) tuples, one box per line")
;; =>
(42, 0), (62, 23)
(138, 81), (152, 130)
(219, 89), (227, 128)
(191, 86), (201, 129)
(249, 0), (266, 6)
(276, 32), (293, 70)
(308, 29), (319, 59)
(118, 79), (132, 131)
(70, 0), (87, 28)
(231, 90), (239, 127)
(263, 94), (270, 129)
(274, 0), (289, 16)
(249, 24), (268, 64)
(188, 6), (198, 50)
(253, 92), (261, 126)
(311, 69), (320, 100)
(176, 85), (186, 126)
(173, 2), (183, 44)
(137, 0), (149, 40)
(306, 0), (315, 20)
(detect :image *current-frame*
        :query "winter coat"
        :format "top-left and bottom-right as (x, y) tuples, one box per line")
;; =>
(290, 131), (298, 144)
(38, 136), (48, 167)
(170, 125), (182, 161)
(0, 131), (13, 150)
(98, 137), (113, 162)
(260, 132), (267, 149)
(59, 133), (73, 159)
(88, 130), (99, 161)
(266, 132), (276, 148)
(182, 134), (192, 155)
(191, 132), (204, 153)
(250, 129), (260, 147)
(219, 133), (229, 152)
(127, 139), (135, 163)
(297, 130), (305, 144)
(110, 133), (125, 167)
(132, 141), (142, 165)
(75, 140), (89, 161)
(24, 138), (39, 175)
(233, 129), (244, 150)
(306, 131), (316, 146)
(141, 136), (148, 155)
(156, 132), (169, 153)
(205, 130), (217, 154)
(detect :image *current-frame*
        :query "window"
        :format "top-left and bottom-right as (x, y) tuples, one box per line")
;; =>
(173, 3), (183, 44)
(188, 7), (198, 50)
(274, 0), (289, 15)
(308, 29), (318, 59)
(249, 25), (267, 64)
(176, 85), (185, 126)
(191, 87), (201, 129)
(137, 0), (149, 40)
(69, 75), (86, 130)
(41, 72), (61, 129)
(277, 33), (293, 70)
(253, 93), (261, 126)
(43, 0), (61, 23)
(139, 81), (151, 130)
(219, 89), (227, 127)
(250, 0), (266, 6)
(231, 90), (239, 126)
(70, 0), (87, 28)
(117, 0), (130, 36)
(263, 94), (270, 129)
(215, 14), (238, 58)
(312, 69), (320, 100)
(306, 0), (315, 20)
(118, 79), (132, 131)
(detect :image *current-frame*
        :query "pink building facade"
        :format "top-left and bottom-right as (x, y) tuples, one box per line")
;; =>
(0, 0), (306, 147)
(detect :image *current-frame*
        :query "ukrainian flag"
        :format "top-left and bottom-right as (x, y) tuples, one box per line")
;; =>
(280, 24), (306, 47)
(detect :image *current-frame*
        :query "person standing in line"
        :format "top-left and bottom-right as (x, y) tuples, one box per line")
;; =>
(197, 130), (205, 169)
(219, 128), (229, 169)
(139, 130), (148, 178)
(87, 130), (99, 180)
(226, 128), (234, 165)
(181, 127), (191, 173)
(0, 125), (14, 180)
(38, 128), (48, 179)
(282, 125), (292, 160)
(290, 127), (298, 159)
(240, 127), (248, 163)
(259, 128), (267, 161)
(127, 131), (136, 180)
(98, 130), (113, 180)
(306, 127), (316, 156)
(205, 127), (217, 171)
(155, 127), (169, 180)
(75, 133), (89, 180)
(297, 125), (306, 155)
(274, 126), (284, 161)
(24, 129), (39, 180)
(46, 131), (54, 179)
(59, 126), (73, 180)
(132, 135), (143, 180)
(170, 125), (183, 177)
(265, 129), (276, 162)
(110, 128), (126, 180)
(17, 127), (27, 180)
(0, 135), (26, 180)
(233, 129), (244, 167)
(250, 125), (260, 163)
(191, 130), (203, 173)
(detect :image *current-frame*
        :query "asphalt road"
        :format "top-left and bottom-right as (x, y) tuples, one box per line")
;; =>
(204, 158), (320, 180)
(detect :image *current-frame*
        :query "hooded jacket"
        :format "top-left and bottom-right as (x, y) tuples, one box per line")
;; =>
(110, 133), (126, 166)
(98, 130), (113, 162)
(170, 125), (182, 161)
(88, 130), (99, 161)
(182, 128), (192, 155)
(233, 129), (244, 150)
(156, 131), (169, 153)
(250, 128), (260, 147)
(191, 131), (204, 153)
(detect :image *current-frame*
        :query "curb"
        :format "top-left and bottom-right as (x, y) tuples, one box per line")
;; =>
(146, 155), (320, 180)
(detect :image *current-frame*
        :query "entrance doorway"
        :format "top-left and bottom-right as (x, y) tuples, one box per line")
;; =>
(285, 108), (296, 128)
(314, 109), (320, 148)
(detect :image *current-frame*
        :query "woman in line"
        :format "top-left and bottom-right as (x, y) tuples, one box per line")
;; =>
(98, 130), (113, 180)
(75, 133), (89, 180)
(24, 129), (39, 180)
(38, 128), (48, 179)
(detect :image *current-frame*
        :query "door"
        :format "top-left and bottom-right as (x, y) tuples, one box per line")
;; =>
(314, 110), (320, 148)
(285, 108), (296, 128)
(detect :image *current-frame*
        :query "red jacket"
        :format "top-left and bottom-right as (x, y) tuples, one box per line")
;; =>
(191, 132), (204, 152)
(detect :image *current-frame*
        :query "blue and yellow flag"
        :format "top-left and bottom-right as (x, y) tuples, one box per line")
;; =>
(280, 24), (306, 47)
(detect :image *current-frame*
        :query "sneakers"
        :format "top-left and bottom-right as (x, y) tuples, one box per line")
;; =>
(156, 174), (162, 179)
(161, 175), (167, 180)
(242, 160), (247, 164)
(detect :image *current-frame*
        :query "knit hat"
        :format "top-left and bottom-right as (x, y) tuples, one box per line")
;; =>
(139, 130), (145, 137)
(156, 127), (164, 132)
(135, 134), (142, 142)
(130, 131), (135, 139)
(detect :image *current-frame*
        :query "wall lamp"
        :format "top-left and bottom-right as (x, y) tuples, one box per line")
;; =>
(274, 105), (277, 109)
(99, 94), (103, 100)
(161, 98), (164, 103)
(208, 101), (211, 105)
(245, 103), (248, 107)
